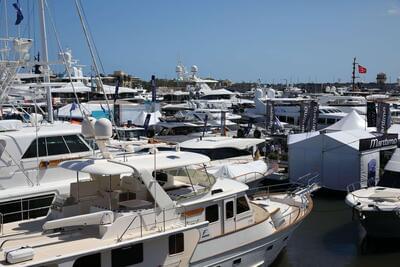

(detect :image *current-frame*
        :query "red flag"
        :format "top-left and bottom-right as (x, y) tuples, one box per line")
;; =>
(358, 65), (367, 74)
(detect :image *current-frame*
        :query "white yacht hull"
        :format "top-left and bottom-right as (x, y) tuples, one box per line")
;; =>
(190, 219), (299, 267)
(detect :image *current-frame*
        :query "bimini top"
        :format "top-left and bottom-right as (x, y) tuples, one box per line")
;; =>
(59, 151), (211, 175)
(59, 159), (133, 175)
(180, 136), (264, 150)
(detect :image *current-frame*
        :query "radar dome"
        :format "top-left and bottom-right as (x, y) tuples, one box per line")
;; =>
(266, 88), (276, 99)
(176, 65), (183, 73)
(255, 89), (264, 98)
(95, 118), (113, 140)
(191, 65), (198, 73)
(81, 117), (96, 138)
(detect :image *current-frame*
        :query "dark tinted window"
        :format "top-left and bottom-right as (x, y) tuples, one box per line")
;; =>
(46, 136), (69, 156)
(205, 204), (219, 223)
(169, 233), (184, 254)
(112, 243), (143, 267)
(226, 201), (234, 219)
(73, 253), (101, 267)
(22, 138), (47, 158)
(63, 135), (90, 153)
(236, 196), (250, 214)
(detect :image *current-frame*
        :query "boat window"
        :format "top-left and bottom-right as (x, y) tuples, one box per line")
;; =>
(73, 253), (101, 267)
(63, 135), (90, 153)
(236, 196), (250, 214)
(205, 204), (219, 223)
(326, 118), (336, 124)
(317, 118), (326, 124)
(169, 233), (184, 255)
(112, 243), (143, 267)
(46, 136), (70, 156)
(22, 137), (47, 158)
(226, 201), (234, 219)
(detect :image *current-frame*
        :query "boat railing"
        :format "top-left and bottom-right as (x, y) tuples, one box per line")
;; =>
(0, 194), (54, 236)
(116, 206), (194, 242)
(229, 171), (267, 184)
(346, 179), (376, 194)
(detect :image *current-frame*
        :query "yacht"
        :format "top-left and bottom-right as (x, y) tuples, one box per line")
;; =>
(0, 128), (314, 266)
(317, 94), (367, 115)
(180, 136), (269, 185)
(0, 119), (93, 223)
(345, 148), (400, 238)
(247, 89), (347, 129)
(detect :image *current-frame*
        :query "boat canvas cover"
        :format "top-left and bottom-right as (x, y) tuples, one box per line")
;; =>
(208, 160), (267, 180)
(0, 120), (22, 131)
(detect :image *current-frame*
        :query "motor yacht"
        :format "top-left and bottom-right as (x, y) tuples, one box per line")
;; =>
(180, 136), (269, 185)
(0, 136), (314, 267)
(345, 148), (400, 238)
(0, 119), (93, 223)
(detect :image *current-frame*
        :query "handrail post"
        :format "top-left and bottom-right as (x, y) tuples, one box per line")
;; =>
(0, 213), (3, 236)
(20, 198), (23, 221)
(27, 199), (30, 220)
(140, 214), (143, 238)
(163, 209), (166, 232)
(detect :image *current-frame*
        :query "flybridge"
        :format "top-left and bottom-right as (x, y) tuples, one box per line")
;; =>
(359, 133), (399, 152)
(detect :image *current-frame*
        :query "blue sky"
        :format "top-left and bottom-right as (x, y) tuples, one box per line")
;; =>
(1, 0), (400, 83)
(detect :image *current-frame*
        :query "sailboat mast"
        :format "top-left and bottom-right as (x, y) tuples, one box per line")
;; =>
(38, 0), (53, 123)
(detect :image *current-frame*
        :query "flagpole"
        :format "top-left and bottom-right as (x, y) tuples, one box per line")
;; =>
(352, 57), (356, 91)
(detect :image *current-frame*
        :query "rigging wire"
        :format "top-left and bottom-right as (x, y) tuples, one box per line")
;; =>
(78, 0), (105, 75)
(74, 0), (120, 140)
(43, 0), (91, 125)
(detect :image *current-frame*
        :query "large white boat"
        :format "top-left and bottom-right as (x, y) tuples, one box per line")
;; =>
(0, 119), (93, 223)
(246, 89), (347, 129)
(345, 148), (400, 238)
(180, 136), (269, 185)
(0, 145), (314, 267)
(317, 94), (367, 115)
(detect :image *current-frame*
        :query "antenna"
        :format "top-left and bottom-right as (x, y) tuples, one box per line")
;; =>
(38, 0), (53, 123)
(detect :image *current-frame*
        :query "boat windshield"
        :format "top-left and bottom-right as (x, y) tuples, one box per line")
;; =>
(159, 166), (216, 201)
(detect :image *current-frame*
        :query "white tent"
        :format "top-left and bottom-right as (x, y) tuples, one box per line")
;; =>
(324, 110), (366, 132)
(288, 129), (397, 191)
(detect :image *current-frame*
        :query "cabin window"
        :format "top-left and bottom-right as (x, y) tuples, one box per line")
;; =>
(236, 196), (250, 214)
(169, 233), (184, 255)
(46, 136), (69, 156)
(326, 118), (336, 124)
(73, 253), (101, 267)
(112, 243), (143, 267)
(225, 201), (234, 219)
(317, 118), (326, 124)
(63, 135), (90, 153)
(287, 116), (294, 124)
(205, 204), (219, 223)
(22, 137), (47, 158)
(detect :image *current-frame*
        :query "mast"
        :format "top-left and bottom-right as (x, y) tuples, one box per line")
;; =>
(38, 0), (53, 123)
(352, 57), (356, 91)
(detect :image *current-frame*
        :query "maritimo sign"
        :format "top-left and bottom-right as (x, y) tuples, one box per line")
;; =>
(359, 134), (399, 152)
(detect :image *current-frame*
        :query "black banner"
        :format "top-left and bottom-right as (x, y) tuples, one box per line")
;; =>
(309, 101), (319, 132)
(265, 101), (275, 132)
(366, 102), (376, 127)
(299, 101), (319, 132)
(151, 75), (157, 103)
(376, 102), (391, 133)
(359, 133), (398, 151)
